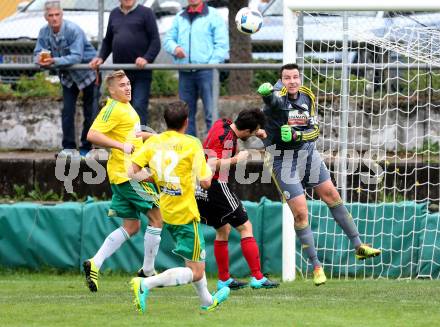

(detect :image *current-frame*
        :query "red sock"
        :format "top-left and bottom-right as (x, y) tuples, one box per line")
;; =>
(241, 237), (264, 280)
(214, 240), (230, 281)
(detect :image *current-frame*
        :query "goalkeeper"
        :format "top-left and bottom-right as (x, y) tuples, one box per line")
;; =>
(257, 63), (381, 286)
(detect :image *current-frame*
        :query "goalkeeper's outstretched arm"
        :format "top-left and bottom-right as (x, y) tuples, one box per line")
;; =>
(257, 82), (283, 109)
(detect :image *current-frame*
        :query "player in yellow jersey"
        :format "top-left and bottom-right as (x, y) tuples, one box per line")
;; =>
(82, 70), (162, 292)
(129, 100), (230, 314)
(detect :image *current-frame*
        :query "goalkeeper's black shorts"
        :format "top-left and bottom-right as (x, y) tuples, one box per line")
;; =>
(196, 179), (248, 229)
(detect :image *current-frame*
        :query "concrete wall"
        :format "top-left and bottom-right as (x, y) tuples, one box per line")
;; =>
(0, 98), (61, 150)
(0, 96), (261, 150)
(1, 96), (439, 204)
(1, 96), (439, 151)
(316, 98), (440, 152)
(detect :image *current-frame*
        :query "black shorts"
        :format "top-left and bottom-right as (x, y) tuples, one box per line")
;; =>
(196, 179), (248, 229)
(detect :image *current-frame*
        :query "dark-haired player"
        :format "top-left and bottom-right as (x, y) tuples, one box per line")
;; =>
(197, 108), (279, 290)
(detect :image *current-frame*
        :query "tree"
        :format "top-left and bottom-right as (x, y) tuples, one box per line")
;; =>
(227, 0), (253, 95)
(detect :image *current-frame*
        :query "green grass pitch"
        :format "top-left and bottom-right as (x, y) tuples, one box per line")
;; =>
(1, 272), (439, 326)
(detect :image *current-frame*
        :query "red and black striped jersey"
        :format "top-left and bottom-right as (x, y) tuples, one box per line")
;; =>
(203, 118), (237, 180)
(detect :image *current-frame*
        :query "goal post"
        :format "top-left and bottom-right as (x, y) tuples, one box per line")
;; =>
(280, 0), (440, 281)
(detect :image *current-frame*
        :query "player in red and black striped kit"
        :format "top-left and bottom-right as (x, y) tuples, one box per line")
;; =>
(196, 108), (279, 290)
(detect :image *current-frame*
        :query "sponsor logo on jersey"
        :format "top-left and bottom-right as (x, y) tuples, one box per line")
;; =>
(288, 109), (309, 127)
(160, 183), (182, 196)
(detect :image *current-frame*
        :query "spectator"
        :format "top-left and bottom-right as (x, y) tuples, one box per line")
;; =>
(163, 0), (229, 137)
(90, 0), (160, 127)
(34, 0), (98, 158)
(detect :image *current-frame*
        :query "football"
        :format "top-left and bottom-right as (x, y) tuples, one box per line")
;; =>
(235, 7), (263, 35)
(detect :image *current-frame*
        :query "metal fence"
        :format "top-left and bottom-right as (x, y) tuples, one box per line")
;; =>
(0, 0), (284, 81)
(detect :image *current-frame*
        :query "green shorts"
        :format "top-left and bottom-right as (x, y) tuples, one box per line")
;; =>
(109, 181), (159, 219)
(165, 220), (206, 262)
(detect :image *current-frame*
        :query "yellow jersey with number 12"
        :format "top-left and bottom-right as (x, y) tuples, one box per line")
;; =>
(132, 131), (211, 225)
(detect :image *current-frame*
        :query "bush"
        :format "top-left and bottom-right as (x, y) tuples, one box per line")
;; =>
(151, 70), (178, 97)
(252, 69), (280, 89)
(0, 82), (13, 98)
(14, 73), (61, 98)
(416, 139), (440, 155)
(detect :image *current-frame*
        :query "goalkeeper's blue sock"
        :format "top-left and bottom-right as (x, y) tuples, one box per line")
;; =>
(329, 201), (362, 249)
(295, 224), (321, 267)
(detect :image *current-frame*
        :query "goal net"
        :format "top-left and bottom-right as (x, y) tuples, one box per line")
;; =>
(283, 1), (440, 280)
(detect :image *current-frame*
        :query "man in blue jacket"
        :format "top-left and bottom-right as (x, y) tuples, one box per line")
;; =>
(90, 0), (160, 127)
(164, 0), (229, 137)
(34, 0), (98, 158)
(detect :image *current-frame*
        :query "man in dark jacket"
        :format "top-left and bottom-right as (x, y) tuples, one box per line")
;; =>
(90, 0), (160, 126)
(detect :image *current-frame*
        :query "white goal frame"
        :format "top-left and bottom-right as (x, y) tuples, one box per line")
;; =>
(281, 0), (440, 282)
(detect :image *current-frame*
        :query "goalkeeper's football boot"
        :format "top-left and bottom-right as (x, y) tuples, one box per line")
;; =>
(83, 259), (99, 292)
(249, 276), (279, 289)
(313, 266), (327, 286)
(131, 277), (149, 314)
(355, 244), (381, 260)
(217, 277), (248, 291)
(201, 286), (230, 311)
(137, 268), (158, 278)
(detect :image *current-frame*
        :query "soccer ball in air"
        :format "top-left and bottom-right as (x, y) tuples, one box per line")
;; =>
(235, 7), (263, 35)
